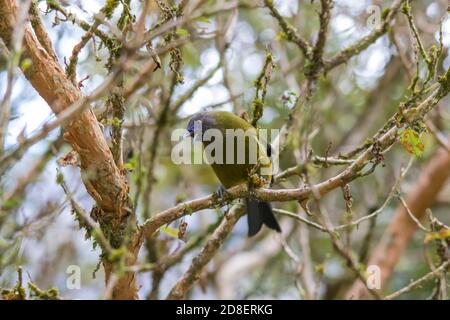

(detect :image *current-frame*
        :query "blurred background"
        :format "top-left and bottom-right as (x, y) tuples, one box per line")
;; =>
(1, 0), (450, 299)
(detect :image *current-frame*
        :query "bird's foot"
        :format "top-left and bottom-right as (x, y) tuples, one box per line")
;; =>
(214, 185), (231, 214)
(247, 186), (259, 203)
(214, 185), (228, 202)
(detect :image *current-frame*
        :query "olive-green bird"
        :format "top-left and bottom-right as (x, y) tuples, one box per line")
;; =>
(186, 111), (281, 236)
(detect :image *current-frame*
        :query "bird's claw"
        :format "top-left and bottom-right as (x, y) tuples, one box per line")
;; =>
(214, 185), (231, 213)
(214, 185), (228, 202)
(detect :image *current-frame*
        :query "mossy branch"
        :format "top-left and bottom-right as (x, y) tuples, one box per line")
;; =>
(323, 0), (405, 71)
(251, 52), (275, 127)
(264, 0), (313, 59)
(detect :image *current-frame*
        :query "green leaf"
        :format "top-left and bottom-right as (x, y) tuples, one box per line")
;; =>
(176, 28), (189, 37)
(160, 226), (179, 238)
(123, 158), (136, 171)
(275, 31), (287, 41)
(197, 16), (210, 23)
(56, 171), (64, 185)
(400, 128), (424, 156)
(3, 197), (20, 210)
(110, 117), (121, 127)
(20, 58), (32, 71)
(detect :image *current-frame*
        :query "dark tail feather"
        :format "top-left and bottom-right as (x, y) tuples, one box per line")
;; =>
(258, 201), (281, 233)
(247, 199), (263, 237)
(246, 199), (281, 237)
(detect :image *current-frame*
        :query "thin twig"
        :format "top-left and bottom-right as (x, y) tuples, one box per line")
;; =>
(384, 259), (450, 300)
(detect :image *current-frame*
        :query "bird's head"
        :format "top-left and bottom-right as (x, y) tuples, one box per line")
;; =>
(185, 112), (215, 139)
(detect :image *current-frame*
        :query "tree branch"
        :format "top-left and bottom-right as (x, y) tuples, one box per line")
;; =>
(346, 140), (450, 299)
(137, 73), (449, 252)
(323, 0), (404, 71)
(0, 0), (137, 299)
(166, 203), (245, 299)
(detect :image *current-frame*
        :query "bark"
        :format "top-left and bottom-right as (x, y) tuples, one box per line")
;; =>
(346, 145), (450, 299)
(0, 0), (137, 299)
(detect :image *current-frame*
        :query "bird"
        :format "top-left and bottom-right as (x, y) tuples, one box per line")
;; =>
(186, 110), (281, 236)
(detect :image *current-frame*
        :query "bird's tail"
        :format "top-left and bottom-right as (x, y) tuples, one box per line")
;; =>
(246, 199), (281, 237)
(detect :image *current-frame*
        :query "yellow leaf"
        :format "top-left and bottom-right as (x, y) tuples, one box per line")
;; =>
(424, 229), (450, 242)
(400, 128), (424, 156)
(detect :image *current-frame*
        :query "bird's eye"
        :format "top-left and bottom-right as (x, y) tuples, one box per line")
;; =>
(186, 123), (195, 136)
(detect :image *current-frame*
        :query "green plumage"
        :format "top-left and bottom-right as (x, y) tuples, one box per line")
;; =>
(186, 111), (281, 236)
(199, 111), (271, 188)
